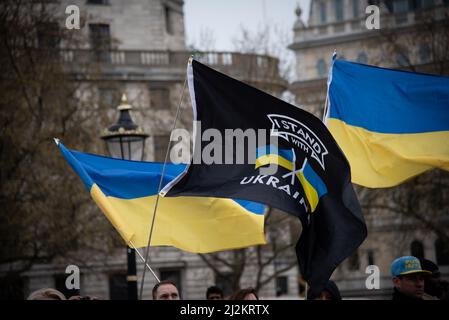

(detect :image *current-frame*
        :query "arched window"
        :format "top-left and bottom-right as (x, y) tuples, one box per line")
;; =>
(435, 238), (449, 266)
(419, 44), (431, 63)
(316, 59), (327, 78)
(356, 52), (368, 64)
(411, 240), (425, 260)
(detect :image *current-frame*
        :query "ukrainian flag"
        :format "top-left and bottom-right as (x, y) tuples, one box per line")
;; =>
(296, 160), (328, 213)
(57, 141), (266, 253)
(255, 145), (327, 212)
(327, 59), (449, 188)
(255, 145), (296, 171)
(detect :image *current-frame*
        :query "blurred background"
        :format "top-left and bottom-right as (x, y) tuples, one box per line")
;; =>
(0, 0), (448, 300)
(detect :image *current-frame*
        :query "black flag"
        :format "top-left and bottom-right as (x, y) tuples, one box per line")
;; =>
(162, 60), (367, 296)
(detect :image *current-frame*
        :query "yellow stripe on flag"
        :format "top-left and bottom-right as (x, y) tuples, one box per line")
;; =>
(91, 184), (266, 253)
(296, 173), (319, 212)
(328, 118), (449, 187)
(255, 155), (294, 172)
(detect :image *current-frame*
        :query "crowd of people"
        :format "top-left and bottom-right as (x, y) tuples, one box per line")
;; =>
(26, 256), (448, 301)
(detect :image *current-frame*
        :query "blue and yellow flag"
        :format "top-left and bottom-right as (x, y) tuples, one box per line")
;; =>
(255, 145), (327, 212)
(327, 59), (449, 188)
(162, 60), (366, 297)
(56, 141), (266, 253)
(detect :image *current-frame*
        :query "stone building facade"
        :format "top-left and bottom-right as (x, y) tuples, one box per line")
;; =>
(289, 0), (449, 298)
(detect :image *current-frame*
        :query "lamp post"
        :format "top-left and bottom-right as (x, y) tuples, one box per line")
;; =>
(101, 94), (148, 300)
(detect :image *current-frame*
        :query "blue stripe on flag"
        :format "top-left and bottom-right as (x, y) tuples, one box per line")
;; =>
(329, 60), (449, 134)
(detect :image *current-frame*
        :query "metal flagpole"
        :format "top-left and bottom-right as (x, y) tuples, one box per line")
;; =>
(322, 50), (337, 124)
(128, 240), (160, 283)
(138, 56), (192, 300)
(323, 91), (330, 124)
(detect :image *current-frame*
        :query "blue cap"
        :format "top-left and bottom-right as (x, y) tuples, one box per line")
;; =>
(391, 256), (432, 277)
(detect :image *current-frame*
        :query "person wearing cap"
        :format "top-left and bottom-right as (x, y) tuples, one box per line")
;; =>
(391, 256), (431, 301)
(420, 258), (449, 301)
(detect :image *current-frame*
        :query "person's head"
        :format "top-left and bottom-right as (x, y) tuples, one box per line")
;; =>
(152, 280), (180, 300)
(206, 286), (223, 300)
(391, 256), (431, 299)
(229, 287), (259, 300)
(307, 280), (342, 300)
(27, 288), (66, 300)
(419, 258), (442, 297)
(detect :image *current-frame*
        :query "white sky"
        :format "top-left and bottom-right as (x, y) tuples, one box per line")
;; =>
(184, 0), (311, 51)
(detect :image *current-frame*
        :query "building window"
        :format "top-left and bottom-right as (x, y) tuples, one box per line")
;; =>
(319, 2), (327, 24)
(55, 274), (80, 299)
(435, 238), (449, 265)
(87, 0), (109, 4)
(347, 251), (360, 271)
(89, 23), (111, 62)
(164, 6), (174, 35)
(353, 0), (359, 18)
(89, 23), (111, 49)
(153, 135), (170, 162)
(393, 0), (409, 24)
(215, 273), (233, 298)
(411, 240), (425, 260)
(316, 59), (327, 78)
(419, 44), (431, 63)
(393, 0), (409, 13)
(357, 52), (368, 64)
(367, 250), (375, 266)
(276, 276), (288, 297)
(109, 273), (127, 300)
(149, 87), (170, 109)
(160, 269), (182, 296)
(335, 0), (344, 22)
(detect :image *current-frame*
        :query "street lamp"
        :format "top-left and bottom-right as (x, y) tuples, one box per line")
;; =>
(101, 93), (148, 300)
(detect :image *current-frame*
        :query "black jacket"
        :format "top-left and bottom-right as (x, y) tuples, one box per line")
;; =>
(392, 288), (423, 301)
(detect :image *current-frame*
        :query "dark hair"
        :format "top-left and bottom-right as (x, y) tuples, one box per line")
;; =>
(206, 286), (223, 299)
(229, 287), (259, 300)
(307, 280), (342, 300)
(152, 280), (179, 300)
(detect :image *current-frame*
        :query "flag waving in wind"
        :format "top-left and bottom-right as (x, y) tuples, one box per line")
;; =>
(56, 141), (266, 253)
(162, 60), (367, 296)
(327, 59), (449, 188)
